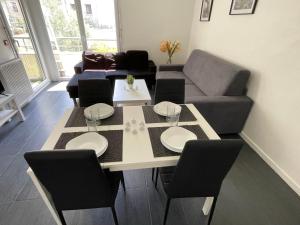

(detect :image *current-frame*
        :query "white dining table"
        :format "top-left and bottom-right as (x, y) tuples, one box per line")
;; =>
(27, 104), (220, 225)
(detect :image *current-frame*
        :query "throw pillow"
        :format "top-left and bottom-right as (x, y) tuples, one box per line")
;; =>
(113, 52), (127, 69)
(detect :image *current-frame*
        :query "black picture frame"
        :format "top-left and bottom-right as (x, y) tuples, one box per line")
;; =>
(229, 0), (258, 15)
(200, 0), (214, 21)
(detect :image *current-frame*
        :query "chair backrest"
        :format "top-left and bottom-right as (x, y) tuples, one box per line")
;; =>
(24, 150), (114, 211)
(167, 139), (243, 198)
(154, 79), (185, 104)
(78, 78), (113, 107)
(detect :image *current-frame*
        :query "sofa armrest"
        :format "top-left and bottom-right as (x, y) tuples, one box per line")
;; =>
(74, 61), (83, 74)
(148, 60), (157, 73)
(159, 64), (184, 72)
(189, 96), (253, 134)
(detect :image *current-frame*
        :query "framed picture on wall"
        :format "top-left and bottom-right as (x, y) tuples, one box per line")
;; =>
(200, 0), (214, 21)
(230, 0), (258, 15)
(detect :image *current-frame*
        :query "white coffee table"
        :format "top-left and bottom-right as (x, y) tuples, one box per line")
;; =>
(113, 79), (152, 106)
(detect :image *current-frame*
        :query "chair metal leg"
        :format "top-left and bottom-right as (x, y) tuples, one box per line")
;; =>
(207, 195), (218, 225)
(163, 198), (171, 225)
(111, 206), (119, 225)
(57, 210), (67, 225)
(155, 168), (159, 188)
(121, 173), (126, 191)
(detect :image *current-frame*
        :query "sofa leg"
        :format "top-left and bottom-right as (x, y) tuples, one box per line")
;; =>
(72, 98), (77, 106)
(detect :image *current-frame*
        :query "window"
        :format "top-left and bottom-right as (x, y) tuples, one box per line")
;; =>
(40, 0), (118, 77)
(85, 4), (92, 14)
(70, 3), (75, 10)
(10, 2), (18, 12)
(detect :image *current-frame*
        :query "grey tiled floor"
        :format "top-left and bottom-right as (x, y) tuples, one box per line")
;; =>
(0, 83), (299, 225)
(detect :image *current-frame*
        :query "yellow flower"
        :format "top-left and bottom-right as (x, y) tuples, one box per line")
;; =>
(160, 41), (168, 52)
(160, 40), (181, 63)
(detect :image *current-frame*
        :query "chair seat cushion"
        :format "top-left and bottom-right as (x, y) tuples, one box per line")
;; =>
(156, 71), (193, 85)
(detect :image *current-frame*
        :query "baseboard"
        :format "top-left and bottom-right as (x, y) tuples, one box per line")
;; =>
(240, 131), (300, 196)
(28, 80), (50, 103)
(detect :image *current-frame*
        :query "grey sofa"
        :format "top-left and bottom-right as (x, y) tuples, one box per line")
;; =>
(156, 49), (253, 134)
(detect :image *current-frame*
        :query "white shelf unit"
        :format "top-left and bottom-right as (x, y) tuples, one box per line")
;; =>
(0, 94), (25, 127)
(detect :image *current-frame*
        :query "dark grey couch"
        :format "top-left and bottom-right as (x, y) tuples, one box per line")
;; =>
(156, 49), (253, 134)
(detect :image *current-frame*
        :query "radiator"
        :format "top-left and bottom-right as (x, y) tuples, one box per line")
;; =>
(0, 59), (33, 106)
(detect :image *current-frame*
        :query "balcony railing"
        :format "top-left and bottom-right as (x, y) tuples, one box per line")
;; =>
(14, 36), (117, 77)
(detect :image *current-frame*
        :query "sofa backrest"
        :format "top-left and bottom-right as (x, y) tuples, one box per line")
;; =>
(126, 50), (149, 70)
(183, 50), (250, 96)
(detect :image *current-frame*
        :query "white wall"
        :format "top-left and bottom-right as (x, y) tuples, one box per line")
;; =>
(0, 19), (15, 64)
(118, 0), (195, 65)
(188, 0), (300, 195)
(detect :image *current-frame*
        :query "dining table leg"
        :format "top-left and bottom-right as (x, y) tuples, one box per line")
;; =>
(202, 197), (214, 215)
(27, 170), (63, 225)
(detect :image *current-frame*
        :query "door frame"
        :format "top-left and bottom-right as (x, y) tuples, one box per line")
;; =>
(0, 0), (50, 91)
(0, 5), (18, 59)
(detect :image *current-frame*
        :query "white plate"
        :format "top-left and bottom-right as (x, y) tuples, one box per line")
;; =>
(84, 103), (114, 120)
(153, 101), (182, 117)
(65, 132), (108, 157)
(160, 127), (197, 153)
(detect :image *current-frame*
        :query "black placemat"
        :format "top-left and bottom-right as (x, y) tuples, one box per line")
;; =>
(142, 105), (197, 124)
(148, 125), (208, 158)
(65, 107), (123, 127)
(54, 130), (123, 163)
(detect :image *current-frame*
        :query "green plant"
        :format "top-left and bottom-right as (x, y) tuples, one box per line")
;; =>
(126, 75), (134, 85)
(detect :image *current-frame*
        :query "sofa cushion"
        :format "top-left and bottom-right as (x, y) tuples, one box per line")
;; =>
(113, 52), (127, 69)
(183, 50), (250, 96)
(185, 84), (206, 103)
(156, 71), (193, 85)
(83, 54), (106, 70)
(105, 70), (128, 76)
(82, 51), (116, 70)
(126, 50), (149, 70)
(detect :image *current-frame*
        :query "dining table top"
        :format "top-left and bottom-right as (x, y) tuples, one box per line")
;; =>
(40, 104), (220, 172)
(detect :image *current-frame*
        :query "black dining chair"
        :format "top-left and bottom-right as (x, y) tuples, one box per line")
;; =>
(154, 79), (185, 105)
(24, 150), (125, 225)
(156, 139), (243, 225)
(78, 78), (113, 107)
(152, 78), (185, 180)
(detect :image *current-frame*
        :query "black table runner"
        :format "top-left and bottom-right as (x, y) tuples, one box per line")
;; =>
(54, 130), (123, 163)
(65, 107), (123, 127)
(142, 105), (197, 124)
(148, 125), (208, 158)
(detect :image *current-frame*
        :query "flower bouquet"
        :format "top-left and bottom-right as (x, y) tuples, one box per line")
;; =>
(160, 40), (181, 64)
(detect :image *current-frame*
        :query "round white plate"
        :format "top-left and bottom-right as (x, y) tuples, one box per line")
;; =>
(84, 103), (114, 120)
(65, 132), (108, 157)
(160, 127), (197, 153)
(153, 101), (182, 117)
